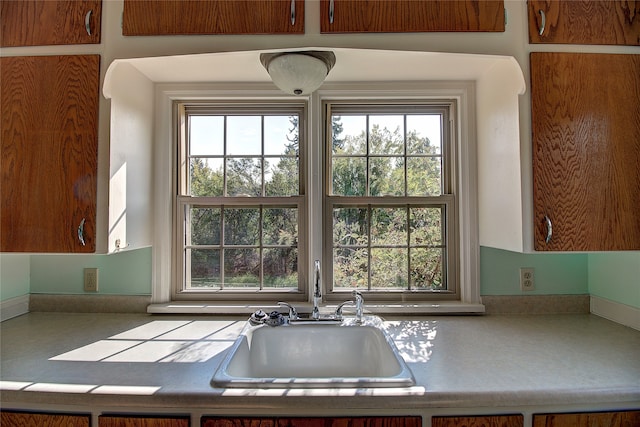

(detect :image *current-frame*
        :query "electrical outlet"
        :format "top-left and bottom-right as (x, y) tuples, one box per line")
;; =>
(84, 268), (99, 292)
(520, 267), (534, 291)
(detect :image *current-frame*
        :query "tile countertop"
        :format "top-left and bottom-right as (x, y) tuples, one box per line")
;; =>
(0, 313), (639, 412)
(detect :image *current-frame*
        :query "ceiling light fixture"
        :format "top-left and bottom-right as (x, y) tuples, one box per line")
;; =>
(260, 51), (336, 96)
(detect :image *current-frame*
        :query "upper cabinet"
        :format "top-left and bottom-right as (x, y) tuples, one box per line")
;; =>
(0, 0), (101, 47)
(528, 0), (640, 46)
(530, 52), (640, 251)
(1, 55), (100, 253)
(320, 0), (505, 33)
(122, 0), (304, 35)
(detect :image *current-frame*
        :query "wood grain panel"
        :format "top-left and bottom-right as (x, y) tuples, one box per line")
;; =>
(533, 410), (640, 427)
(122, 0), (303, 35)
(201, 418), (421, 427)
(1, 55), (99, 252)
(528, 0), (640, 46)
(99, 415), (190, 427)
(432, 415), (523, 427)
(320, 0), (505, 33)
(0, 0), (101, 47)
(1, 411), (90, 427)
(530, 52), (640, 251)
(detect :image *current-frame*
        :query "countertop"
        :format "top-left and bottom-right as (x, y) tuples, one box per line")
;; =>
(1, 312), (639, 412)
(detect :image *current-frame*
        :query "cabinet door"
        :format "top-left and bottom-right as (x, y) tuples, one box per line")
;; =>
(432, 415), (523, 427)
(530, 52), (640, 251)
(0, 0), (101, 47)
(202, 418), (421, 427)
(533, 410), (640, 427)
(99, 415), (190, 427)
(1, 410), (90, 427)
(1, 55), (100, 253)
(528, 0), (640, 46)
(320, 0), (505, 33)
(122, 0), (303, 35)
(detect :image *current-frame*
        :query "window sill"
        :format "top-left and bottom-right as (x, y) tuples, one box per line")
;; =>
(147, 301), (485, 315)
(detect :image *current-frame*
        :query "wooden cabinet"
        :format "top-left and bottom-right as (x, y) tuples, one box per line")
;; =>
(432, 415), (523, 427)
(1, 410), (90, 427)
(528, 0), (640, 46)
(99, 415), (190, 427)
(202, 417), (421, 427)
(0, 0), (101, 47)
(320, 0), (505, 33)
(1, 55), (100, 253)
(530, 52), (640, 251)
(122, 0), (303, 35)
(533, 410), (640, 427)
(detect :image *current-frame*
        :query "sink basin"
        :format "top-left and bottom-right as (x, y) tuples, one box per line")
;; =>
(211, 316), (415, 388)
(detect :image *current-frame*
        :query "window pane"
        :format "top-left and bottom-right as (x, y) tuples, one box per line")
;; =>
(265, 157), (299, 196)
(370, 157), (404, 196)
(371, 207), (407, 246)
(410, 248), (444, 290)
(189, 207), (221, 246)
(371, 248), (408, 289)
(333, 247), (368, 289)
(224, 208), (259, 245)
(369, 115), (403, 155)
(187, 249), (220, 289)
(190, 158), (223, 197)
(264, 115), (298, 155)
(263, 208), (298, 246)
(407, 115), (441, 155)
(407, 156), (442, 196)
(410, 207), (443, 246)
(333, 208), (368, 246)
(226, 158), (261, 196)
(224, 248), (260, 288)
(190, 116), (223, 156)
(227, 116), (261, 155)
(263, 248), (298, 289)
(332, 157), (366, 196)
(334, 115), (366, 154)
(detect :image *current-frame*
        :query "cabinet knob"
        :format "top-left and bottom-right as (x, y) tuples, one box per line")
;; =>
(543, 215), (552, 244)
(537, 9), (546, 36)
(85, 10), (93, 36)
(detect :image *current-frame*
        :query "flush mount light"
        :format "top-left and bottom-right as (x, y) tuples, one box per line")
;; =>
(260, 51), (336, 96)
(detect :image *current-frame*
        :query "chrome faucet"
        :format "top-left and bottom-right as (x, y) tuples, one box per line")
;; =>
(277, 301), (298, 320)
(312, 260), (321, 320)
(334, 299), (354, 321)
(353, 290), (364, 323)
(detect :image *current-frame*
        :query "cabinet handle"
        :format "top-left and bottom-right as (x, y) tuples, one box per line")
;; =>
(291, 0), (295, 26)
(537, 9), (545, 36)
(85, 10), (93, 36)
(329, 0), (334, 24)
(544, 215), (552, 244)
(78, 218), (86, 246)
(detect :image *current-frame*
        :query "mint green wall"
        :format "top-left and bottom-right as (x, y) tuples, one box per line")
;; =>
(480, 247), (588, 295)
(588, 252), (640, 309)
(0, 254), (30, 301)
(29, 247), (152, 295)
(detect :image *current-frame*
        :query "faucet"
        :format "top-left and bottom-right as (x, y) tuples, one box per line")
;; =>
(353, 290), (364, 323)
(277, 301), (298, 320)
(312, 260), (321, 320)
(334, 299), (354, 321)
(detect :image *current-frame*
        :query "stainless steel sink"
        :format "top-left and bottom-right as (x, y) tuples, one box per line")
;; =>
(211, 316), (415, 388)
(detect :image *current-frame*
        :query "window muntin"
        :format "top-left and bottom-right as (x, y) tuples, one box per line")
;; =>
(324, 103), (458, 302)
(176, 103), (306, 300)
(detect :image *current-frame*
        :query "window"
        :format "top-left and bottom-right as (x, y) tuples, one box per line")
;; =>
(323, 103), (458, 302)
(175, 103), (307, 301)
(175, 98), (461, 305)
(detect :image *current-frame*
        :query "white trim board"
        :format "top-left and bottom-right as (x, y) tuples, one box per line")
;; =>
(590, 296), (640, 331)
(1, 295), (29, 322)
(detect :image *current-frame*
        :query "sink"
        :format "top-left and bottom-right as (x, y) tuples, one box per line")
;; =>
(211, 316), (415, 388)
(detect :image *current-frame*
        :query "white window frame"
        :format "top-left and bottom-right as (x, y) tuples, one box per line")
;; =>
(151, 82), (482, 314)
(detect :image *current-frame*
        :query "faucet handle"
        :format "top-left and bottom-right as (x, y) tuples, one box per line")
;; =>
(334, 300), (355, 320)
(277, 301), (298, 320)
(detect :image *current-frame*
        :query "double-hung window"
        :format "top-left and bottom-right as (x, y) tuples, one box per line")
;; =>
(175, 103), (307, 301)
(323, 102), (458, 303)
